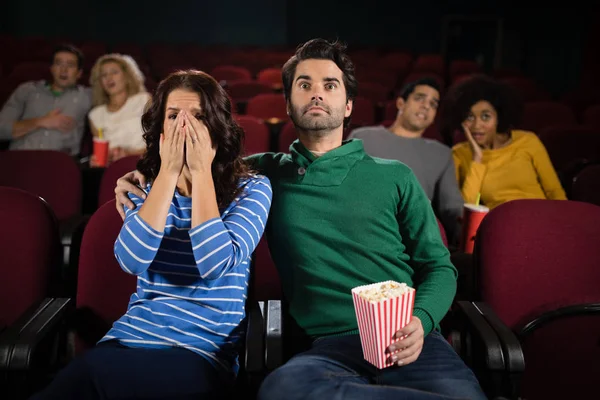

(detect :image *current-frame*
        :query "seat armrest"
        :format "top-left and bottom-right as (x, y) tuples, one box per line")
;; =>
(265, 300), (282, 371)
(474, 302), (525, 374)
(0, 297), (72, 371)
(245, 300), (266, 374)
(454, 301), (505, 371)
(58, 215), (90, 295)
(451, 301), (510, 398)
(59, 215), (90, 248)
(519, 302), (600, 338)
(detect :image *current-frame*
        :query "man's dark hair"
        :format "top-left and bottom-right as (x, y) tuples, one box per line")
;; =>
(398, 77), (441, 101)
(282, 38), (358, 127)
(51, 44), (84, 69)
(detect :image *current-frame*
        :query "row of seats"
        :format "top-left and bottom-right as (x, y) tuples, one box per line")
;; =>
(1, 184), (599, 399)
(1, 130), (599, 234)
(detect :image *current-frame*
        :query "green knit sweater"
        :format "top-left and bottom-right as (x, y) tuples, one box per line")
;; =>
(246, 139), (457, 338)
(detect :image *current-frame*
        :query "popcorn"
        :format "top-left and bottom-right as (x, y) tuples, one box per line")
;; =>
(355, 281), (410, 303)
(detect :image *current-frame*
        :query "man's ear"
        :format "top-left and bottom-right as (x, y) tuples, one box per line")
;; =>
(345, 98), (353, 118)
(396, 97), (405, 113)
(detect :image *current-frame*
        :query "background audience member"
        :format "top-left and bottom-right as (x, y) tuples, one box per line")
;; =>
(349, 78), (463, 244)
(443, 75), (567, 209)
(0, 44), (92, 155)
(88, 53), (150, 165)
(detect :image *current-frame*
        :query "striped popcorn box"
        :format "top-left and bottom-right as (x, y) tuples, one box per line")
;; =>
(351, 281), (415, 369)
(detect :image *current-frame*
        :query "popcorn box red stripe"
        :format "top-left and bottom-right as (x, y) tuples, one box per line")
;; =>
(352, 281), (415, 369)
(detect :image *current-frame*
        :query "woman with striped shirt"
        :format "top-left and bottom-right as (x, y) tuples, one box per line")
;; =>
(32, 70), (272, 399)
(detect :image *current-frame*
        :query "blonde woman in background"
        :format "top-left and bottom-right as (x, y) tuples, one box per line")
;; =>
(88, 53), (150, 166)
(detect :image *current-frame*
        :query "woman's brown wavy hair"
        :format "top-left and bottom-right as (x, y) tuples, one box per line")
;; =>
(137, 70), (251, 208)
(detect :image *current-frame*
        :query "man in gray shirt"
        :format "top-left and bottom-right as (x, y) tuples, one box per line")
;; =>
(349, 78), (463, 245)
(0, 44), (92, 156)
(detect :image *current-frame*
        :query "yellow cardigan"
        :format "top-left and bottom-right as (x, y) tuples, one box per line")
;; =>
(452, 130), (567, 209)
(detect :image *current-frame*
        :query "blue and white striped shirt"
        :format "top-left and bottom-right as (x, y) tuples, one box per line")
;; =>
(100, 175), (272, 375)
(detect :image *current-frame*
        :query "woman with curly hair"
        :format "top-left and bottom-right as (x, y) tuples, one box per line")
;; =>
(88, 54), (150, 165)
(31, 70), (272, 399)
(443, 74), (566, 209)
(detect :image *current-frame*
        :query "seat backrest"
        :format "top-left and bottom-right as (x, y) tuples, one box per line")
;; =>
(571, 164), (600, 206)
(521, 101), (576, 133)
(210, 65), (252, 83)
(76, 199), (137, 328)
(256, 68), (283, 88)
(0, 150), (81, 221)
(235, 115), (271, 155)
(97, 155), (141, 207)
(539, 126), (600, 173)
(449, 59), (481, 79)
(500, 77), (551, 102)
(246, 93), (288, 121)
(0, 187), (60, 327)
(8, 62), (51, 83)
(278, 121), (297, 153)
(380, 52), (413, 72)
(384, 100), (398, 121)
(436, 218), (448, 248)
(412, 54), (445, 76)
(349, 96), (375, 127)
(227, 81), (272, 103)
(250, 237), (282, 301)
(475, 199), (600, 328)
(357, 82), (391, 103)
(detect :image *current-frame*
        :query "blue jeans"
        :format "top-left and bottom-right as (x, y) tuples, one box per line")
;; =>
(29, 340), (232, 400)
(258, 331), (486, 400)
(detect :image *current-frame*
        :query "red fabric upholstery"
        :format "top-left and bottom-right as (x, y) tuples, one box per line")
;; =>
(539, 126), (600, 172)
(227, 81), (272, 104)
(384, 100), (398, 121)
(210, 65), (252, 83)
(436, 218), (448, 248)
(251, 237), (282, 301)
(449, 60), (481, 79)
(379, 52), (413, 72)
(571, 164), (600, 206)
(97, 155), (141, 207)
(349, 96), (375, 127)
(355, 68), (399, 90)
(256, 68), (283, 89)
(519, 303), (599, 400)
(520, 101), (576, 134)
(358, 82), (391, 103)
(475, 199), (600, 400)
(476, 199), (600, 327)
(75, 199), (136, 351)
(278, 121), (297, 153)
(411, 54), (445, 76)
(0, 187), (60, 326)
(450, 73), (475, 87)
(235, 115), (271, 155)
(0, 150), (81, 221)
(8, 62), (51, 83)
(246, 93), (288, 121)
(500, 77), (551, 102)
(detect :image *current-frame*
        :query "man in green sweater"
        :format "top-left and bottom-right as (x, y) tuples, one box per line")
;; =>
(114, 39), (485, 400)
